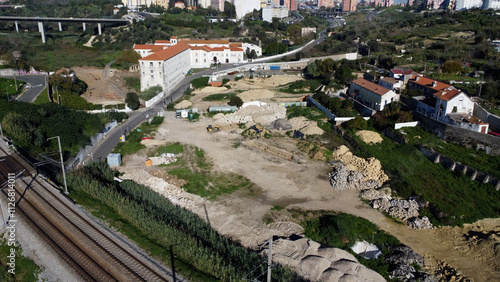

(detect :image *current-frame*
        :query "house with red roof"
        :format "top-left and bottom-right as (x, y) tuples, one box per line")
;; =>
(349, 78), (400, 111)
(408, 75), (489, 133)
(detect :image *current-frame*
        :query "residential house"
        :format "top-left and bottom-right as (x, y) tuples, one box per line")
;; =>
(349, 78), (400, 111)
(408, 75), (489, 133)
(378, 76), (402, 91)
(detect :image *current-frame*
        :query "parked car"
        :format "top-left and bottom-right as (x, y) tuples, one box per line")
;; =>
(488, 131), (500, 137)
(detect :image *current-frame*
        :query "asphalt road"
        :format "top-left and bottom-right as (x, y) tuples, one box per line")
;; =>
(89, 71), (211, 161)
(4, 74), (47, 103)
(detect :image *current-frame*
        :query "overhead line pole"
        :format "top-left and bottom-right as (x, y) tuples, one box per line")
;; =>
(47, 136), (68, 194)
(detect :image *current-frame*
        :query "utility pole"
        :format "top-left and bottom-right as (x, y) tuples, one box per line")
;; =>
(47, 136), (68, 194)
(267, 237), (272, 282)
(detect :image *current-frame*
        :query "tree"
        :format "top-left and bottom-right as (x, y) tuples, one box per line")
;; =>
(116, 50), (141, 68)
(224, 1), (236, 18)
(126, 92), (140, 110)
(286, 24), (301, 44)
(228, 96), (243, 108)
(442, 60), (462, 74)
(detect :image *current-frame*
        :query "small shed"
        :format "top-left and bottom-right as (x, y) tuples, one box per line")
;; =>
(107, 153), (122, 166)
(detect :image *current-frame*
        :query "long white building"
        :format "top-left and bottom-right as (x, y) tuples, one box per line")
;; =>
(134, 37), (261, 92)
(455, 0), (483, 9)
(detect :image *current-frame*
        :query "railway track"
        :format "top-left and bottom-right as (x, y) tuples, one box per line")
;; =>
(0, 146), (174, 281)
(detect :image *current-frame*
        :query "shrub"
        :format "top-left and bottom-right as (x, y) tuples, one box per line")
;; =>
(228, 96), (243, 108)
(191, 77), (209, 89)
(125, 92), (140, 110)
(343, 116), (367, 130)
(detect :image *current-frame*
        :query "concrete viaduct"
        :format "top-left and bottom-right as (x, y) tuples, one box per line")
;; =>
(0, 16), (128, 43)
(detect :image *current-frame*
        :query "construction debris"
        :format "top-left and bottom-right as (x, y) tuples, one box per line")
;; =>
(270, 118), (292, 131)
(146, 156), (177, 166)
(214, 104), (286, 125)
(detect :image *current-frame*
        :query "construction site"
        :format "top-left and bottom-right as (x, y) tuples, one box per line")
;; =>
(107, 73), (500, 281)
(52, 61), (498, 280)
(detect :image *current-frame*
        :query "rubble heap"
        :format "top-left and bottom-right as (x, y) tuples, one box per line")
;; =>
(360, 187), (434, 230)
(328, 145), (389, 190)
(331, 145), (389, 184)
(385, 245), (437, 282)
(328, 164), (382, 190)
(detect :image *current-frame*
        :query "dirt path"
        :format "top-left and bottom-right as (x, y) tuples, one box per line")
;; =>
(120, 112), (500, 281)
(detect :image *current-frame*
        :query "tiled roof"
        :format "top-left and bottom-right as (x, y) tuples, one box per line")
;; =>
(229, 43), (242, 47)
(182, 39), (230, 45)
(190, 45), (211, 52)
(134, 44), (158, 50)
(229, 47), (244, 52)
(380, 77), (399, 84)
(409, 76), (461, 101)
(390, 69), (414, 75)
(352, 78), (391, 96)
(155, 40), (171, 44)
(139, 42), (190, 61)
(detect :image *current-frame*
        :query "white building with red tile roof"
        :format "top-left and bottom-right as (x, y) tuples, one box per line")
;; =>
(134, 36), (260, 92)
(408, 75), (488, 133)
(349, 78), (400, 111)
(378, 76), (403, 91)
(138, 43), (191, 92)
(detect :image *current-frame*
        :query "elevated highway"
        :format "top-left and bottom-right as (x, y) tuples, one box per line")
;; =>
(0, 16), (128, 43)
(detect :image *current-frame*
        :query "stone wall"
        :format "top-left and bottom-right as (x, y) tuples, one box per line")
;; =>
(414, 112), (500, 156)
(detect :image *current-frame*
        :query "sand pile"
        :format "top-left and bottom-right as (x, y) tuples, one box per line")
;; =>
(289, 117), (324, 135)
(214, 104), (286, 125)
(192, 86), (229, 95)
(356, 130), (383, 144)
(174, 100), (193, 109)
(332, 145), (389, 184)
(238, 89), (275, 102)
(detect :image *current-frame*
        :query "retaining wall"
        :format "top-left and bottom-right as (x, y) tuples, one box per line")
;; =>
(418, 146), (500, 190)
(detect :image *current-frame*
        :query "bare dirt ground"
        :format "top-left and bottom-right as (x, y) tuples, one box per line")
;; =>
(73, 66), (139, 106)
(105, 72), (500, 281)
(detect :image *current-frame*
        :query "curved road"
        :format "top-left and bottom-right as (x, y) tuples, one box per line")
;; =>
(3, 74), (47, 103)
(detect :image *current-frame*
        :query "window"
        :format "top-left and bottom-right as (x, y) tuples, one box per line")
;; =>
(150, 70), (153, 73)
(196, 59), (198, 63)
(459, 96), (463, 101)
(151, 75), (154, 79)
(150, 62), (153, 67)
(158, 62), (162, 66)
(141, 62), (144, 66)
